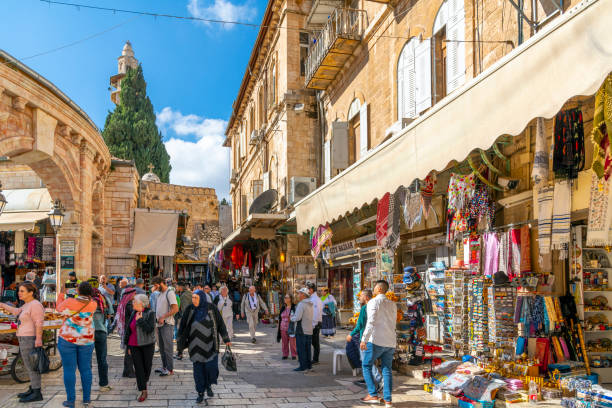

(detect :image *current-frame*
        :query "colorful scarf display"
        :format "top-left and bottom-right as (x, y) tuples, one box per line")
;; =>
(551, 180), (571, 259)
(532, 117), (549, 184)
(483, 232), (499, 276)
(591, 73), (612, 180)
(587, 174), (612, 246)
(385, 186), (404, 251)
(536, 185), (554, 255)
(376, 193), (390, 247)
(553, 109), (585, 180)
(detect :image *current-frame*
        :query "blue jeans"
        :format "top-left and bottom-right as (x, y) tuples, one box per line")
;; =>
(295, 333), (312, 370)
(58, 337), (95, 403)
(94, 331), (109, 387)
(360, 348), (382, 385)
(362, 343), (393, 402)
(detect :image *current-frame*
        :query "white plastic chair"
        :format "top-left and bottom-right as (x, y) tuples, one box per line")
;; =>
(332, 349), (359, 376)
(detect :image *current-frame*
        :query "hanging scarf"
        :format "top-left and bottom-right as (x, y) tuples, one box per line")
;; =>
(553, 109), (585, 180)
(376, 193), (390, 247)
(532, 117), (549, 184)
(247, 292), (258, 311)
(386, 186), (404, 250)
(509, 228), (521, 278)
(448, 173), (476, 213)
(483, 232), (499, 276)
(469, 235), (481, 269)
(421, 172), (437, 219)
(117, 287), (137, 342)
(551, 180), (571, 259)
(467, 184), (494, 230)
(520, 225), (531, 273)
(193, 290), (210, 322)
(403, 191), (423, 230)
(27, 237), (35, 262)
(92, 288), (106, 316)
(498, 231), (510, 276)
(536, 185), (554, 256)
(591, 73), (612, 180)
(586, 173), (612, 246)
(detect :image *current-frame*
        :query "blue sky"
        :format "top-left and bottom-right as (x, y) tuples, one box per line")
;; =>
(1, 0), (263, 200)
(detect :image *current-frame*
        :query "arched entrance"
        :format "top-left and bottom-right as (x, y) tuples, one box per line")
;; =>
(0, 50), (111, 281)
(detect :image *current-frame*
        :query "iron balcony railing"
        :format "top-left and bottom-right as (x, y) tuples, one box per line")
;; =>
(305, 8), (367, 86)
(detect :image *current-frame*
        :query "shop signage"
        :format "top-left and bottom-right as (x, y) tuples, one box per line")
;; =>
(61, 240), (75, 255)
(60, 256), (74, 270)
(329, 240), (356, 256)
(353, 269), (361, 314)
(291, 256), (313, 265)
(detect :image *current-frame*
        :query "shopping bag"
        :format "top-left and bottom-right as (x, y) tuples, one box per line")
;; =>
(29, 347), (49, 374)
(222, 345), (237, 372)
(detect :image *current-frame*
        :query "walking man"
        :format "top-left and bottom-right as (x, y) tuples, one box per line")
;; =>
(217, 285), (234, 338)
(307, 282), (323, 364)
(291, 288), (313, 372)
(241, 285), (269, 343)
(152, 276), (178, 376)
(360, 280), (397, 407)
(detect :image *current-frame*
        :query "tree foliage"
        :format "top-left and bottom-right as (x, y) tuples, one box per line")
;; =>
(102, 65), (171, 182)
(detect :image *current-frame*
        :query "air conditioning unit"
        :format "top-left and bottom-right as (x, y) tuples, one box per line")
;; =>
(289, 177), (317, 204)
(384, 118), (414, 138)
(249, 129), (264, 145)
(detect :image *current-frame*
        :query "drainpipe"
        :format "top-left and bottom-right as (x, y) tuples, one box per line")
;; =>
(316, 90), (326, 186)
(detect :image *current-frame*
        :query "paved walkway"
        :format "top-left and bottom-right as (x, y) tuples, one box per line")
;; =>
(0, 321), (448, 408)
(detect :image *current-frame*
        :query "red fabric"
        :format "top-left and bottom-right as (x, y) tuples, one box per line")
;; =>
(535, 338), (550, 373)
(376, 193), (390, 247)
(520, 225), (532, 273)
(231, 245), (244, 268)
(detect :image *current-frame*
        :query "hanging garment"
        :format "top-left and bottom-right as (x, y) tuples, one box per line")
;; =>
(586, 174), (612, 246)
(519, 225), (532, 273)
(42, 237), (54, 262)
(532, 117), (549, 184)
(551, 180), (571, 259)
(34, 237), (43, 260)
(403, 192), (423, 230)
(27, 237), (36, 262)
(591, 73), (612, 180)
(469, 235), (481, 269)
(0, 244), (5, 265)
(553, 109), (585, 180)
(376, 192), (390, 247)
(536, 185), (554, 256)
(231, 245), (244, 269)
(467, 184), (494, 230)
(386, 186), (404, 250)
(420, 172), (437, 219)
(498, 231), (510, 276)
(15, 230), (25, 254)
(483, 232), (499, 276)
(448, 173), (476, 213)
(509, 228), (521, 278)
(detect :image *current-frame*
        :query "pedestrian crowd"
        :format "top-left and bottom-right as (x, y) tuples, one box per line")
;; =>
(0, 275), (397, 407)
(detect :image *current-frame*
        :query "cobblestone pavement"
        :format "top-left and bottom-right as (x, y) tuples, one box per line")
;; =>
(0, 321), (449, 408)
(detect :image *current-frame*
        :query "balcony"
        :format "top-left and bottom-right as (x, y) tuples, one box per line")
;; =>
(305, 8), (367, 90)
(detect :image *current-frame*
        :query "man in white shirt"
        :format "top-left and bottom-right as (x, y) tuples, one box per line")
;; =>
(241, 286), (269, 343)
(216, 286), (234, 338)
(360, 280), (397, 407)
(307, 282), (323, 364)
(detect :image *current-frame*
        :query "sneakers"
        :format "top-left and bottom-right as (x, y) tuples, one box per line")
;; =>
(159, 368), (173, 376)
(99, 385), (112, 392)
(353, 379), (366, 386)
(293, 367), (307, 372)
(360, 395), (381, 404)
(62, 402), (75, 408)
(251, 338), (257, 344)
(154, 367), (164, 374)
(382, 399), (393, 408)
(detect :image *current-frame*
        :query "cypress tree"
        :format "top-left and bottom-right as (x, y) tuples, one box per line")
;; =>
(102, 65), (171, 182)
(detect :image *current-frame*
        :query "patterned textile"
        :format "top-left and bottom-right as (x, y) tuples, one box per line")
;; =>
(537, 185), (554, 255)
(468, 184), (494, 230)
(551, 180), (571, 259)
(386, 186), (404, 250)
(311, 225), (332, 259)
(34, 237), (43, 260)
(469, 235), (481, 269)
(520, 225), (532, 273)
(553, 109), (585, 180)
(498, 231), (510, 276)
(57, 297), (96, 346)
(587, 174), (612, 246)
(532, 117), (549, 184)
(483, 232), (499, 276)
(376, 193), (390, 247)
(27, 237), (36, 262)
(189, 317), (217, 363)
(42, 237), (54, 262)
(421, 172), (437, 219)
(448, 173), (476, 213)
(591, 73), (612, 180)
(510, 228), (521, 278)
(403, 192), (422, 230)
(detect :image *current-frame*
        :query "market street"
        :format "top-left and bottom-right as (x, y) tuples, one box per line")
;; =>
(0, 322), (446, 408)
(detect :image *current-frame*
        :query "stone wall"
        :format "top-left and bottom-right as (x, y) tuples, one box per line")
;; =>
(0, 162), (44, 189)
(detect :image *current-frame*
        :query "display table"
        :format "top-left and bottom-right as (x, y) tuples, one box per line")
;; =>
(0, 320), (62, 334)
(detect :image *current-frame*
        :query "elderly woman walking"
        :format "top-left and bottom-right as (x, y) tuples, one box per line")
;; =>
(0, 282), (45, 402)
(124, 294), (156, 402)
(320, 288), (337, 337)
(178, 290), (231, 404)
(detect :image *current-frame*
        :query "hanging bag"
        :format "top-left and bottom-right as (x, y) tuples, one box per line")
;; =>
(422, 287), (434, 315)
(29, 347), (49, 374)
(222, 345), (237, 372)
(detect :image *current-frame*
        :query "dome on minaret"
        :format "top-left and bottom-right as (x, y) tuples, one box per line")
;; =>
(142, 163), (161, 183)
(122, 41), (135, 57)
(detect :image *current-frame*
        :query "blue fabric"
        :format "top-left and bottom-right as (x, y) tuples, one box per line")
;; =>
(345, 334), (362, 369)
(362, 342), (394, 402)
(94, 331), (109, 387)
(193, 355), (219, 393)
(58, 337), (94, 403)
(360, 348), (382, 384)
(296, 333), (312, 370)
(193, 290), (209, 322)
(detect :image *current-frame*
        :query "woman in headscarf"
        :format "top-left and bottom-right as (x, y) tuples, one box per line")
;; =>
(178, 290), (231, 404)
(320, 287), (337, 337)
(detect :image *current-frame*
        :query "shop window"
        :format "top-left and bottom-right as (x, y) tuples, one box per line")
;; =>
(328, 267), (353, 310)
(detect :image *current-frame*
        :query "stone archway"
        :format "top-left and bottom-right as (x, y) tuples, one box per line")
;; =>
(0, 51), (111, 280)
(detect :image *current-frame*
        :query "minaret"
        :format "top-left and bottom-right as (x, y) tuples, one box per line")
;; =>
(109, 41), (139, 104)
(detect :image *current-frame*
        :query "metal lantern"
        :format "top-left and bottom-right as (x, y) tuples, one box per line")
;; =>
(48, 199), (65, 233)
(0, 182), (6, 216)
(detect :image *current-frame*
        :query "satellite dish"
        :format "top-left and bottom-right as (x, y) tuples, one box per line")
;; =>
(249, 189), (278, 214)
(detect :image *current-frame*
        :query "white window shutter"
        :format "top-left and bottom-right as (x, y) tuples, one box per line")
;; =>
(446, 0), (466, 94)
(397, 40), (416, 120)
(397, 51), (406, 120)
(406, 42), (417, 118)
(415, 38), (432, 114)
(359, 103), (369, 157)
(324, 140), (331, 183)
(331, 121), (349, 173)
(263, 171), (270, 191)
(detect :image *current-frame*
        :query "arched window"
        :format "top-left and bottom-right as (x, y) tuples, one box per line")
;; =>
(348, 98), (361, 120)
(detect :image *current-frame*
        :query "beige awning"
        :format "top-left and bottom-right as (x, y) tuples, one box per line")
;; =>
(296, 0), (612, 233)
(129, 210), (179, 256)
(0, 211), (49, 231)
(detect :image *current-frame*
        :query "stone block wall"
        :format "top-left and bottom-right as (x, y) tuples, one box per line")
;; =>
(0, 162), (44, 189)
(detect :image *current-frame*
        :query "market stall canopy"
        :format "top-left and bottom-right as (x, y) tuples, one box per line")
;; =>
(0, 188), (52, 231)
(295, 0), (612, 233)
(129, 209), (179, 256)
(209, 213), (288, 256)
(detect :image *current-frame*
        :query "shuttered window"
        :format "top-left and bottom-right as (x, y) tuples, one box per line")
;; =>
(397, 39), (417, 120)
(359, 103), (369, 157)
(324, 140), (331, 183)
(444, 0), (466, 94)
(415, 39), (432, 114)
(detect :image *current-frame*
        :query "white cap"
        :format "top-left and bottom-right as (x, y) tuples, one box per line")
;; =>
(298, 288), (309, 296)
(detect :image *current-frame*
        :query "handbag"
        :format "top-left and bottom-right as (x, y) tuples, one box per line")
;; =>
(221, 345), (237, 372)
(29, 347), (49, 374)
(287, 321), (296, 337)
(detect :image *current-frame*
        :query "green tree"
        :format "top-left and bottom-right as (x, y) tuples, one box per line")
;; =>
(103, 65), (171, 182)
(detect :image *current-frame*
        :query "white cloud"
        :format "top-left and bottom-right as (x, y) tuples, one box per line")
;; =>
(157, 107), (230, 200)
(187, 0), (257, 29)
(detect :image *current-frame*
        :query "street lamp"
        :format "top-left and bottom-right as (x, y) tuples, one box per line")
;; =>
(48, 200), (65, 302)
(0, 182), (7, 216)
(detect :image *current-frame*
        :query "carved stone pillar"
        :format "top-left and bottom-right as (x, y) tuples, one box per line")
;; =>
(77, 141), (96, 279)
